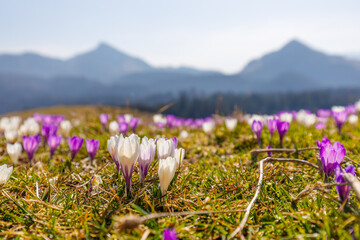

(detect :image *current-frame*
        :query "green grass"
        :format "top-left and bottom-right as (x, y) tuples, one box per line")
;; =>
(0, 105), (359, 239)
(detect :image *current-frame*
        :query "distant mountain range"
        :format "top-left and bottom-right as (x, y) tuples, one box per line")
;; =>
(1, 40), (360, 114)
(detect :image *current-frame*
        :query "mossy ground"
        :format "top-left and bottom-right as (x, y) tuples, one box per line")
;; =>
(0, 105), (359, 239)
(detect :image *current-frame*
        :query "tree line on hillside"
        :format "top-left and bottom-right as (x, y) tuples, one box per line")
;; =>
(134, 88), (360, 118)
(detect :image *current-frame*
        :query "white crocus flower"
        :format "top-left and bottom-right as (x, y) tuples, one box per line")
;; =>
(116, 134), (140, 191)
(179, 130), (189, 140)
(348, 115), (358, 124)
(109, 121), (119, 135)
(225, 118), (238, 131)
(5, 130), (18, 142)
(138, 136), (156, 182)
(331, 105), (346, 113)
(60, 120), (72, 137)
(355, 100), (360, 112)
(202, 121), (215, 134)
(157, 138), (174, 160)
(174, 148), (185, 169)
(0, 164), (13, 184)
(19, 118), (40, 136)
(158, 156), (177, 196)
(124, 114), (133, 123)
(7, 143), (22, 164)
(280, 113), (293, 123)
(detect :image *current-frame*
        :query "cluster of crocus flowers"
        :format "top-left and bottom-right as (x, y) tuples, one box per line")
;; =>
(107, 134), (185, 196)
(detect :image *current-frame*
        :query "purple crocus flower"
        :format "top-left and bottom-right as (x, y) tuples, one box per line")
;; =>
(346, 105), (356, 115)
(316, 136), (331, 148)
(315, 122), (326, 130)
(119, 122), (129, 135)
(86, 139), (100, 164)
(118, 115), (126, 124)
(163, 228), (178, 240)
(251, 120), (263, 147)
(129, 118), (139, 132)
(276, 121), (289, 147)
(54, 115), (65, 126)
(172, 137), (178, 149)
(33, 113), (43, 123)
(335, 164), (355, 202)
(317, 109), (331, 118)
(166, 115), (176, 128)
(319, 139), (346, 181)
(267, 145), (272, 157)
(157, 122), (165, 129)
(138, 137), (156, 182)
(23, 135), (41, 163)
(41, 123), (58, 142)
(267, 118), (278, 141)
(99, 114), (109, 129)
(333, 110), (348, 133)
(68, 136), (84, 160)
(48, 135), (62, 159)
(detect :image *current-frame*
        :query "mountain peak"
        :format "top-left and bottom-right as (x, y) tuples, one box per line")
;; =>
(281, 39), (311, 52)
(95, 42), (119, 52)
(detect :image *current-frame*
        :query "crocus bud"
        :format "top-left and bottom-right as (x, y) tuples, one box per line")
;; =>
(267, 117), (278, 140)
(68, 136), (84, 160)
(172, 137), (178, 149)
(137, 136), (156, 182)
(333, 110), (348, 133)
(48, 135), (62, 159)
(116, 134), (140, 192)
(109, 121), (119, 135)
(158, 157), (177, 196)
(86, 139), (100, 163)
(99, 114), (109, 129)
(251, 120), (263, 147)
(41, 123), (58, 142)
(163, 228), (178, 240)
(276, 121), (289, 147)
(157, 138), (174, 160)
(107, 135), (120, 172)
(0, 164), (13, 184)
(119, 122), (129, 135)
(225, 117), (237, 131)
(6, 143), (22, 164)
(5, 130), (17, 143)
(129, 118), (139, 132)
(60, 120), (72, 137)
(23, 135), (41, 163)
(174, 148), (185, 169)
(335, 164), (355, 202)
(202, 120), (215, 134)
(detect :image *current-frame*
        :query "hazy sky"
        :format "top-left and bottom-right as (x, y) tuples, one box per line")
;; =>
(1, 0), (360, 73)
